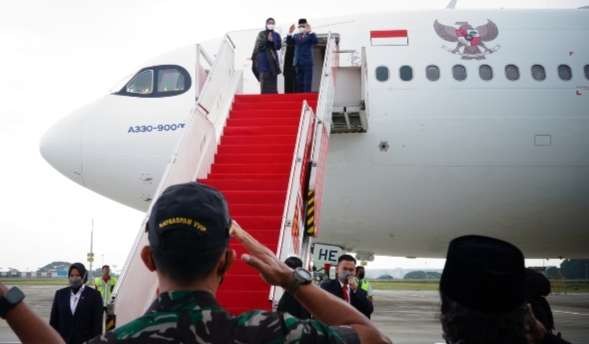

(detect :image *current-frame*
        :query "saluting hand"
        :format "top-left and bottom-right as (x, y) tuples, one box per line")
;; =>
(231, 221), (292, 288)
(289, 24), (295, 34)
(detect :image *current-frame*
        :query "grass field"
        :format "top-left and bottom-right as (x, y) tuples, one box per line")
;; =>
(370, 280), (439, 291)
(3, 278), (588, 293)
(370, 279), (589, 293)
(0, 279), (68, 286)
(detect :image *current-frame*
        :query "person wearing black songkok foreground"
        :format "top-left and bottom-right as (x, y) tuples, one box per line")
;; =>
(439, 235), (572, 344)
(50, 262), (103, 344)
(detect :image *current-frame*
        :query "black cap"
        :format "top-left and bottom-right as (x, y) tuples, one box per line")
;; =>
(525, 268), (551, 298)
(440, 235), (526, 313)
(147, 182), (231, 255)
(298, 18), (308, 25)
(285, 256), (303, 269)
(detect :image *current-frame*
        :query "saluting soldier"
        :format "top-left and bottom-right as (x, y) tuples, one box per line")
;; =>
(87, 182), (391, 344)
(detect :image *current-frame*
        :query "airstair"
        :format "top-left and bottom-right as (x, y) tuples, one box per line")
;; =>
(111, 32), (338, 325)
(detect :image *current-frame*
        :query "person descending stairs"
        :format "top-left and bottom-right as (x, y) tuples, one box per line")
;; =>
(198, 92), (318, 314)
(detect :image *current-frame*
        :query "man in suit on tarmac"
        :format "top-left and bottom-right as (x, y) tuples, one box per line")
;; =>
(321, 254), (373, 319)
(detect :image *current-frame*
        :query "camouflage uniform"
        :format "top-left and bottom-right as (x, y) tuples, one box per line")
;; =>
(86, 291), (359, 344)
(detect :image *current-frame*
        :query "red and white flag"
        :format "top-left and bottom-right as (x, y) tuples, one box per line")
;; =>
(370, 30), (409, 46)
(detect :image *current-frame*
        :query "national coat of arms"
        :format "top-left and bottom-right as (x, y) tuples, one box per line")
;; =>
(434, 20), (500, 59)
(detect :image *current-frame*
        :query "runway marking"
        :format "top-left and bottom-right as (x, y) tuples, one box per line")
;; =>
(553, 310), (589, 316)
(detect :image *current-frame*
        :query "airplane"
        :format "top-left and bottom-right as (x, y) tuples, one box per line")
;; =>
(41, 7), (589, 266)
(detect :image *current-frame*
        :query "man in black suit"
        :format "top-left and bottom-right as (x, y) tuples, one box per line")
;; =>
(320, 254), (373, 319)
(50, 262), (103, 344)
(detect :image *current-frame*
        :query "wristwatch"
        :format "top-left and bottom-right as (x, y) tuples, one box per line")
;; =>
(285, 268), (313, 294)
(0, 287), (25, 318)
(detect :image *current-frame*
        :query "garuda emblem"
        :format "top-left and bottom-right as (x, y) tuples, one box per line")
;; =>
(434, 20), (500, 59)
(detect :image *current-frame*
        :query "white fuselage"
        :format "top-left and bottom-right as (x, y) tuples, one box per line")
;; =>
(41, 9), (589, 259)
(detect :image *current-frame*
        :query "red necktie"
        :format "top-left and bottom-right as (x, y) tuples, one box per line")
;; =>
(342, 285), (350, 303)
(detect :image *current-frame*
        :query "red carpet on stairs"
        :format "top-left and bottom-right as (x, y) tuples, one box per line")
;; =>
(198, 92), (317, 314)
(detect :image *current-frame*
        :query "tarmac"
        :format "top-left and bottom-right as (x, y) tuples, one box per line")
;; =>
(1, 286), (588, 343)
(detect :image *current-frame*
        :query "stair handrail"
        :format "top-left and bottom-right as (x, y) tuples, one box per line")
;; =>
(194, 44), (214, 99)
(196, 34), (240, 144)
(315, 32), (338, 128)
(111, 35), (242, 327)
(271, 100), (316, 305)
(303, 32), (338, 238)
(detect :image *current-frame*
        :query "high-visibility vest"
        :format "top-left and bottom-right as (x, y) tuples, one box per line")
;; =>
(359, 279), (373, 296)
(94, 276), (117, 306)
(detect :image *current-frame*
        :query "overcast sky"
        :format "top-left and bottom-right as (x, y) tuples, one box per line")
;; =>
(0, 0), (583, 272)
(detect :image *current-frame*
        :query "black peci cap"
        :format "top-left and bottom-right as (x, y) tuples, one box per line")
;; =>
(525, 268), (551, 298)
(298, 18), (308, 25)
(147, 182), (231, 255)
(440, 235), (526, 313)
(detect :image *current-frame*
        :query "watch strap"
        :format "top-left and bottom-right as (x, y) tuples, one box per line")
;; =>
(0, 297), (9, 318)
(0, 287), (25, 318)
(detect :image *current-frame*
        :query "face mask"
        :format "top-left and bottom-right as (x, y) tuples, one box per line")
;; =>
(266, 24), (275, 31)
(338, 271), (353, 283)
(298, 27), (305, 33)
(69, 276), (83, 289)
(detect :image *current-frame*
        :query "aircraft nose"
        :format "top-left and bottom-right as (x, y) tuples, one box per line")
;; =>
(40, 113), (84, 185)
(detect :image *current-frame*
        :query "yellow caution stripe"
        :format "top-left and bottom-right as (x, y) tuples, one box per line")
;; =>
(305, 189), (316, 236)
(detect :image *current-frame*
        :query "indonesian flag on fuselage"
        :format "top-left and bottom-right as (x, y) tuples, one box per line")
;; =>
(370, 30), (409, 46)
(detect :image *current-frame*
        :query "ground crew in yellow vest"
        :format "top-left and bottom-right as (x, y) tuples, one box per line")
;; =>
(95, 265), (117, 307)
(356, 266), (374, 302)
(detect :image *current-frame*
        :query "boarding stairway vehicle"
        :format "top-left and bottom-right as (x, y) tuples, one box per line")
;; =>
(110, 32), (344, 325)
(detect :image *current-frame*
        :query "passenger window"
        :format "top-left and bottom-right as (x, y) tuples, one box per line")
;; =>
(584, 64), (589, 80)
(505, 64), (520, 81)
(376, 66), (389, 82)
(126, 69), (154, 94)
(452, 65), (467, 81)
(157, 68), (186, 92)
(531, 65), (546, 81)
(558, 64), (572, 81)
(400, 65), (413, 81)
(479, 65), (493, 81)
(426, 65), (440, 81)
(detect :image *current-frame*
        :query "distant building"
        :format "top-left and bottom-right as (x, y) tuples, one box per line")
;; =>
(37, 261), (70, 278)
(0, 268), (21, 278)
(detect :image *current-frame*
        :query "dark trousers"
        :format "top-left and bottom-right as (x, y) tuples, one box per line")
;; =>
(295, 64), (313, 93)
(284, 69), (296, 94)
(260, 72), (278, 94)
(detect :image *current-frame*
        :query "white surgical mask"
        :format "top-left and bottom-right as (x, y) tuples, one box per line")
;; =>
(266, 24), (274, 31)
(338, 271), (353, 283)
(298, 27), (305, 33)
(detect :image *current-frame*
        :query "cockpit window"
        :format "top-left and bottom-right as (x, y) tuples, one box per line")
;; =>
(126, 69), (154, 95)
(116, 65), (191, 98)
(157, 68), (186, 92)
